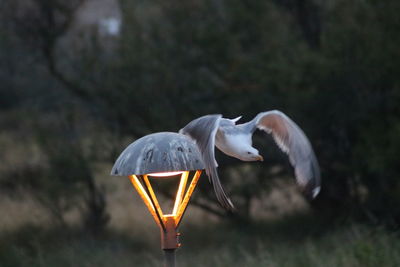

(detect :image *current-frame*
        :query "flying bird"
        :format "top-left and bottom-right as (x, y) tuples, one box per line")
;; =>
(179, 110), (321, 211)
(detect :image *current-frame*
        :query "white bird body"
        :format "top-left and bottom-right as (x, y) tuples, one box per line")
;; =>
(179, 110), (321, 210)
(216, 123), (261, 161)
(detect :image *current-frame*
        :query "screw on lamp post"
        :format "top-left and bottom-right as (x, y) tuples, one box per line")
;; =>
(110, 132), (205, 267)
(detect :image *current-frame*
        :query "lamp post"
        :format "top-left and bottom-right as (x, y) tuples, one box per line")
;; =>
(111, 132), (205, 267)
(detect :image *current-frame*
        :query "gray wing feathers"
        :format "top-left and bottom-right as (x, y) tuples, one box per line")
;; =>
(179, 115), (235, 210)
(254, 110), (321, 199)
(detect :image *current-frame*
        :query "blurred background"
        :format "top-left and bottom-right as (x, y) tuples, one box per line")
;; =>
(1, 0), (400, 266)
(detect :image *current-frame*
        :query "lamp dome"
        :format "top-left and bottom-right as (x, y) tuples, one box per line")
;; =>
(111, 132), (204, 176)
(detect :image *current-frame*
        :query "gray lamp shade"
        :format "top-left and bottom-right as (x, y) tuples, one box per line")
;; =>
(111, 132), (205, 176)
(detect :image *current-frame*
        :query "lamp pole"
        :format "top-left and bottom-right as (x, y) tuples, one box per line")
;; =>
(163, 250), (175, 267)
(162, 216), (179, 267)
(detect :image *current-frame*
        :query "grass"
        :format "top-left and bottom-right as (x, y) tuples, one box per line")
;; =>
(1, 215), (400, 267)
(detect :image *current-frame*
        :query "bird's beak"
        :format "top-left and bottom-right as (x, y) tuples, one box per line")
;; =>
(257, 155), (264, 161)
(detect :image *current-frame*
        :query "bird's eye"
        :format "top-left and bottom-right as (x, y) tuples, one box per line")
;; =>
(247, 152), (252, 155)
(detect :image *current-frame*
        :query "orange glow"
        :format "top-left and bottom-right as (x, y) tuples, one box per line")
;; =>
(129, 175), (154, 211)
(128, 170), (203, 230)
(175, 170), (202, 226)
(143, 175), (164, 219)
(148, 171), (184, 177)
(128, 175), (163, 229)
(172, 171), (189, 216)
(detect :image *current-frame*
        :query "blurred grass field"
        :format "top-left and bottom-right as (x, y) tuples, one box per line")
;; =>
(1, 210), (400, 267)
(1, 164), (400, 267)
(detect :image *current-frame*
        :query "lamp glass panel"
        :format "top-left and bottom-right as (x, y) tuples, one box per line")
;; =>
(129, 171), (201, 228)
(147, 173), (184, 215)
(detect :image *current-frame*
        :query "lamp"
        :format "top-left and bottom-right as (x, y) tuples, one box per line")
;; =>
(111, 132), (205, 267)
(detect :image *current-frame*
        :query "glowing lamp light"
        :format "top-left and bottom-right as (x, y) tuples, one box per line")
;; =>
(111, 132), (205, 267)
(148, 171), (184, 177)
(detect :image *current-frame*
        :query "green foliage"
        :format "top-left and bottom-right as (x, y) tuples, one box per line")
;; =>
(1, 0), (400, 226)
(0, 110), (109, 232)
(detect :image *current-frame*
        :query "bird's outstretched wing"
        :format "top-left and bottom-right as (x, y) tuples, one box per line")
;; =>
(179, 115), (235, 210)
(251, 110), (321, 199)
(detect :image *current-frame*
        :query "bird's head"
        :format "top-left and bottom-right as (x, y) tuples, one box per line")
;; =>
(240, 148), (264, 162)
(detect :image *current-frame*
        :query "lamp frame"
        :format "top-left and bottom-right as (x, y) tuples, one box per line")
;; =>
(128, 170), (202, 267)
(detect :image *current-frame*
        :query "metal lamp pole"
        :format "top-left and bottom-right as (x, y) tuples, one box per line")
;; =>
(162, 216), (179, 267)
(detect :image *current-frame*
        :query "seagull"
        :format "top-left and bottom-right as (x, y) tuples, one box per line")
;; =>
(179, 110), (321, 211)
